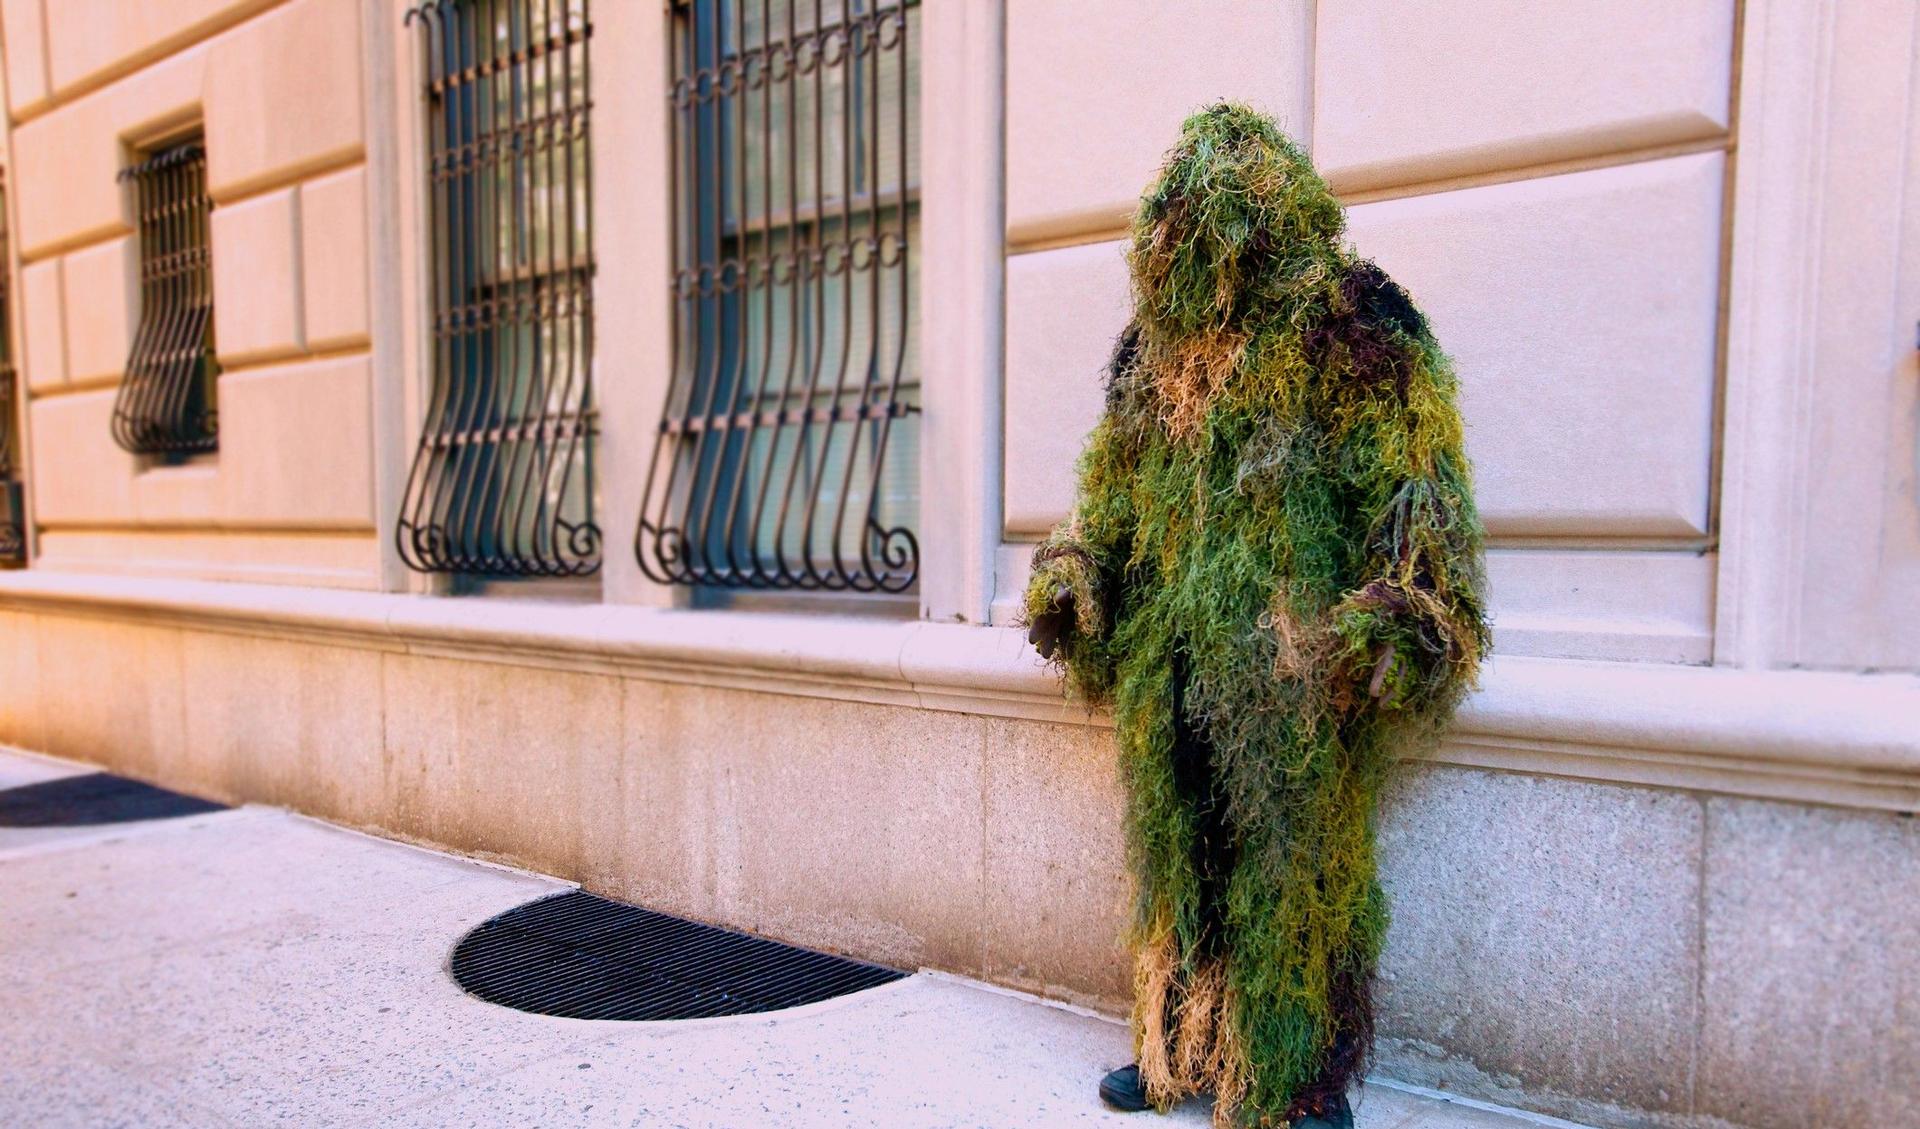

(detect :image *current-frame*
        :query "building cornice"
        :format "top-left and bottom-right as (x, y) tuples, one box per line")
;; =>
(2, 570), (1914, 812)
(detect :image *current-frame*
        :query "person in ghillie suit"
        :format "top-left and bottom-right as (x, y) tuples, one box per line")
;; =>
(1024, 104), (1489, 1128)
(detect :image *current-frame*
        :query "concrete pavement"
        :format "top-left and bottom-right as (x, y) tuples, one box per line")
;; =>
(0, 748), (1590, 1129)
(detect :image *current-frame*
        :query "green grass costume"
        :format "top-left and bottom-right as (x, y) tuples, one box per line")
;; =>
(1024, 105), (1489, 1126)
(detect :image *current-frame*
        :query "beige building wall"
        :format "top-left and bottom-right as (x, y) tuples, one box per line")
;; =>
(1004, 2), (1734, 666)
(0, 4), (1917, 1129)
(5, 0), (380, 587)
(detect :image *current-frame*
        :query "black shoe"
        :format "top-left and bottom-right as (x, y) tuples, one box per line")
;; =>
(1292, 1094), (1354, 1129)
(1098, 1063), (1150, 1112)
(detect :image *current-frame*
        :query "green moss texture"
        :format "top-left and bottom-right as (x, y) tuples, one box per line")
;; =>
(1024, 104), (1489, 1126)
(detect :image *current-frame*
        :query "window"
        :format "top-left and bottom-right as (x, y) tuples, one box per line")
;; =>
(397, 0), (599, 578)
(0, 173), (22, 566)
(636, 0), (920, 594)
(112, 139), (218, 457)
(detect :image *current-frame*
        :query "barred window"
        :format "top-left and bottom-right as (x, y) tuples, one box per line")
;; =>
(0, 174), (24, 566)
(112, 139), (218, 457)
(636, 0), (920, 594)
(398, 0), (598, 578)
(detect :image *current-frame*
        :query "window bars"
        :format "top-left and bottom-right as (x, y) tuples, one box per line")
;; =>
(0, 175), (23, 565)
(398, 0), (599, 578)
(636, 0), (921, 593)
(112, 141), (218, 456)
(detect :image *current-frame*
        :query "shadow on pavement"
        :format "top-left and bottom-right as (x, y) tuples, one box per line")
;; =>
(0, 772), (226, 828)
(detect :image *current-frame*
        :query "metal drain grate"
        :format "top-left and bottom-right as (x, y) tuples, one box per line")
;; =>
(450, 891), (907, 1020)
(0, 773), (226, 827)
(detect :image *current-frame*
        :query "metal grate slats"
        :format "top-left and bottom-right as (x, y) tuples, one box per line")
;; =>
(451, 890), (906, 1019)
(112, 142), (218, 456)
(398, 0), (600, 577)
(636, 0), (921, 593)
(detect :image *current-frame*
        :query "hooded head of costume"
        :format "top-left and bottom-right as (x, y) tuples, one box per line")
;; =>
(1132, 106), (1345, 334)
(1120, 104), (1433, 444)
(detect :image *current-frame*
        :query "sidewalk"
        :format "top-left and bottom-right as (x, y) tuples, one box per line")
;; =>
(0, 749), (1588, 1129)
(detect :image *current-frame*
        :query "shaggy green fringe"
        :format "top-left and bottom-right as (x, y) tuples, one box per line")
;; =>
(1029, 104), (1488, 1126)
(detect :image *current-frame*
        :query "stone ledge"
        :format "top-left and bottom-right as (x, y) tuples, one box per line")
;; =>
(2, 569), (1915, 811)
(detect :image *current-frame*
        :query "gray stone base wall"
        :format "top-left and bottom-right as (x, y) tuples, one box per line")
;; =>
(1377, 769), (1917, 1129)
(1, 607), (1911, 1129)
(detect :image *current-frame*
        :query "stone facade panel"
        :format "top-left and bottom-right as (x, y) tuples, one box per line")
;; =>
(1, 0), (50, 116)
(25, 389), (139, 523)
(1373, 764), (1704, 1122)
(380, 652), (627, 882)
(31, 529), (382, 588)
(981, 716), (1130, 1008)
(216, 355), (374, 528)
(204, 0), (364, 200)
(639, 683), (991, 974)
(10, 46), (209, 257)
(1696, 798), (1920, 1129)
(33, 616), (188, 787)
(1314, 0), (1735, 193)
(179, 630), (388, 821)
(0, 610), (44, 753)
(210, 186), (304, 364)
(1002, 238), (1127, 536)
(20, 258), (67, 392)
(60, 234), (138, 384)
(298, 165), (369, 350)
(1006, 0), (1311, 244)
(43, 0), (275, 100)
(132, 464), (220, 527)
(1348, 152), (1725, 540)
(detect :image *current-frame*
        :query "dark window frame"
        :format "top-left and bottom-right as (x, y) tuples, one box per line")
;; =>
(0, 172), (23, 566)
(111, 138), (218, 458)
(636, 0), (921, 596)
(397, 0), (600, 579)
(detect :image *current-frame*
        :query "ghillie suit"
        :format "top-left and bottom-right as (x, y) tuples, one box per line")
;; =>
(1025, 105), (1488, 1126)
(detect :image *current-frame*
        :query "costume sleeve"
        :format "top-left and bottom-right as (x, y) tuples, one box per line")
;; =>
(1021, 325), (1148, 701)
(1021, 412), (1136, 687)
(1329, 342), (1490, 711)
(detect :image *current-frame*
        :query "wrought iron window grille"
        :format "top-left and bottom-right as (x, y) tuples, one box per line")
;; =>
(0, 174), (23, 565)
(636, 0), (921, 594)
(398, 0), (600, 578)
(112, 140), (218, 457)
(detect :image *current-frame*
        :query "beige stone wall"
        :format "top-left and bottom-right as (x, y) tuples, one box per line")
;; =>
(0, 0), (1910, 667)
(1001, 0), (1738, 665)
(1723, 0), (1920, 670)
(5, 0), (378, 587)
(0, 4), (1915, 1128)
(999, 0), (1920, 677)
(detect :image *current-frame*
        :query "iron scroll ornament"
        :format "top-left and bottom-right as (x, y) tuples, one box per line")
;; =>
(112, 143), (219, 456)
(636, 0), (920, 594)
(397, 0), (601, 578)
